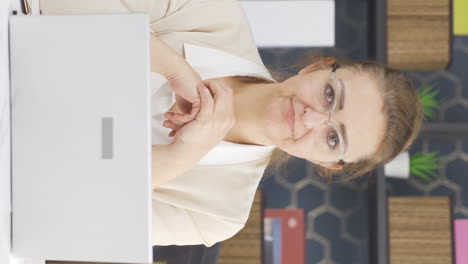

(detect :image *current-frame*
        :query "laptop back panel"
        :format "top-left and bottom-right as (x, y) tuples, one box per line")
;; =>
(10, 14), (151, 263)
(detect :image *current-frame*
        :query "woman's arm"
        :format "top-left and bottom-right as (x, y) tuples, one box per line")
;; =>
(150, 35), (198, 190)
(152, 144), (199, 190)
(152, 80), (235, 190)
(149, 33), (207, 190)
(149, 33), (200, 107)
(149, 33), (185, 80)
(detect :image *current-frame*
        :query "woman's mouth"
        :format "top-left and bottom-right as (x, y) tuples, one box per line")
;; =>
(287, 98), (295, 136)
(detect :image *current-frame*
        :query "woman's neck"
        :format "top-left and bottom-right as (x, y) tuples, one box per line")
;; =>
(218, 76), (277, 146)
(167, 76), (278, 146)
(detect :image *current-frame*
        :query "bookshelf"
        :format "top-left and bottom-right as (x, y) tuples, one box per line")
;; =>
(368, 0), (458, 262)
(218, 189), (264, 264)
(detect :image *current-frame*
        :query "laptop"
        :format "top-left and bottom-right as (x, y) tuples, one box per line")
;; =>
(9, 14), (152, 263)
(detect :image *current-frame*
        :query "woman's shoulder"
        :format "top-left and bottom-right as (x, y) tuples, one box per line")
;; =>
(40, 0), (266, 70)
(152, 0), (265, 68)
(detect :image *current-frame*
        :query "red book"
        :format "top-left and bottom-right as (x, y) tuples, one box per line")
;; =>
(264, 209), (305, 264)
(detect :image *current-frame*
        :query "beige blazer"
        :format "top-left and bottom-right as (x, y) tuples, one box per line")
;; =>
(39, 0), (275, 247)
(39, 0), (267, 69)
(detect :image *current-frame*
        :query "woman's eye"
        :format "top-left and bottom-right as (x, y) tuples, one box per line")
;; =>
(327, 130), (339, 149)
(324, 84), (335, 105)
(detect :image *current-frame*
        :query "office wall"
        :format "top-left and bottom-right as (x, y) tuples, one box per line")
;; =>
(258, 0), (468, 263)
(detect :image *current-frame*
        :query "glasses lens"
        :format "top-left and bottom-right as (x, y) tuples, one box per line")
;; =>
(322, 122), (342, 158)
(321, 80), (336, 112)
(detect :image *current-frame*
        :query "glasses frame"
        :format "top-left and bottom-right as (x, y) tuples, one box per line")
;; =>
(323, 63), (346, 165)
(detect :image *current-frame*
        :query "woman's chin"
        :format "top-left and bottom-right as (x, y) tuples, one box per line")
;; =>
(264, 114), (294, 144)
(258, 96), (292, 146)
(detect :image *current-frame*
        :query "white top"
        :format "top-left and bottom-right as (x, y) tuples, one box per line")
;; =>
(151, 43), (278, 247)
(151, 43), (277, 165)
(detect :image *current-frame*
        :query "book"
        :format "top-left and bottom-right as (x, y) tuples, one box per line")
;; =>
(264, 218), (282, 264)
(264, 209), (305, 264)
(454, 0), (468, 35)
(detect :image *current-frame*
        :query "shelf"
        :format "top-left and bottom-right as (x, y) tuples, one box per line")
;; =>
(368, 0), (387, 64)
(368, 166), (389, 264)
(420, 122), (468, 139)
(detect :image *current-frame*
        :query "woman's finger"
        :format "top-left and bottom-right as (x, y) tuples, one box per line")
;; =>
(166, 112), (190, 125)
(168, 130), (177, 137)
(162, 119), (180, 131)
(203, 79), (220, 98)
(164, 112), (174, 119)
(190, 98), (201, 119)
(164, 112), (183, 126)
(196, 83), (214, 120)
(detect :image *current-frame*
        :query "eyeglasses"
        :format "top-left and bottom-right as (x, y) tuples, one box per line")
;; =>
(319, 63), (346, 165)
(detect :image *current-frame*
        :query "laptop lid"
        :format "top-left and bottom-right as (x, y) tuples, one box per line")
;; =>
(10, 14), (151, 263)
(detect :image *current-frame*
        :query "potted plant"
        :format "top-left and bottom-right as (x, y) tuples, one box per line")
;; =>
(384, 84), (443, 181)
(385, 151), (442, 182)
(408, 151), (442, 182)
(418, 83), (441, 121)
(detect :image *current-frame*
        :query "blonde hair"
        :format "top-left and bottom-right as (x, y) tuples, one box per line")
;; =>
(261, 52), (424, 183)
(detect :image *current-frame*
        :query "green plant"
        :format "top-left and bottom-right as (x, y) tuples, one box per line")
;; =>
(418, 84), (441, 121)
(410, 151), (442, 182)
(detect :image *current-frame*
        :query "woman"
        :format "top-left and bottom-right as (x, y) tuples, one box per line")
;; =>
(39, 0), (423, 247)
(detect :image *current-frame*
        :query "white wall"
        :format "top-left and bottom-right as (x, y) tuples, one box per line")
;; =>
(239, 0), (335, 47)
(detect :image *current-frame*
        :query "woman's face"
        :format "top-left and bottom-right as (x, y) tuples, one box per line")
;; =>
(263, 65), (386, 168)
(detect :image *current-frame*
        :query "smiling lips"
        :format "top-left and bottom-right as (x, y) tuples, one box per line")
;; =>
(287, 98), (295, 136)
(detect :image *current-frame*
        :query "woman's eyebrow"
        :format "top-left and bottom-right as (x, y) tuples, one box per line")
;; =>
(339, 79), (345, 110)
(338, 79), (348, 154)
(340, 122), (348, 154)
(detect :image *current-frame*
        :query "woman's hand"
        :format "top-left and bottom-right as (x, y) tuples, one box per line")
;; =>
(167, 62), (202, 118)
(162, 79), (236, 158)
(149, 33), (202, 123)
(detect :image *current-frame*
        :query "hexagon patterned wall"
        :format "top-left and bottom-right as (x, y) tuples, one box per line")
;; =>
(258, 0), (468, 263)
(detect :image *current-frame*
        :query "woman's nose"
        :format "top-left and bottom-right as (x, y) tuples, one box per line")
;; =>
(303, 107), (329, 129)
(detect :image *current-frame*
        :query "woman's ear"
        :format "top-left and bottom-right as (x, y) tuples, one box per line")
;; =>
(309, 159), (344, 171)
(325, 163), (344, 171)
(298, 57), (336, 75)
